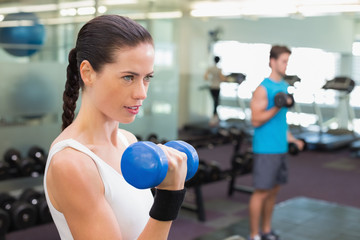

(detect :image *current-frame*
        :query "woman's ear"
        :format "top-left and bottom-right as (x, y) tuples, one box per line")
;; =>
(80, 60), (95, 86)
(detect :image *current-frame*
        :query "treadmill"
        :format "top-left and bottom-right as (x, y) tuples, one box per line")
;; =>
(296, 77), (359, 151)
(183, 72), (247, 135)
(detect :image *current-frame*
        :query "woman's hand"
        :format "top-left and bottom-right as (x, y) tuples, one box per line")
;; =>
(156, 145), (188, 191)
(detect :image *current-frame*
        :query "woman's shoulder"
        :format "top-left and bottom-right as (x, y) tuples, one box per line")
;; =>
(50, 144), (97, 176)
(117, 128), (138, 145)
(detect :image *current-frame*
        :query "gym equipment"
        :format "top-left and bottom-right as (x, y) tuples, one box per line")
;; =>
(288, 139), (307, 156)
(121, 140), (199, 189)
(226, 73), (246, 85)
(274, 92), (294, 108)
(206, 160), (222, 182)
(4, 148), (43, 177)
(350, 140), (360, 158)
(228, 130), (254, 197)
(0, 12), (46, 57)
(27, 146), (46, 174)
(0, 208), (10, 238)
(147, 133), (159, 143)
(185, 160), (210, 187)
(3, 149), (21, 178)
(11, 74), (55, 119)
(284, 75), (301, 86)
(231, 151), (253, 175)
(0, 193), (37, 230)
(322, 76), (355, 93)
(296, 77), (358, 150)
(0, 162), (10, 181)
(19, 189), (52, 224)
(135, 135), (143, 142)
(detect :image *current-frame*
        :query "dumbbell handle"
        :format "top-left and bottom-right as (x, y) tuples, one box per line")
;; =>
(275, 92), (294, 108)
(121, 140), (199, 189)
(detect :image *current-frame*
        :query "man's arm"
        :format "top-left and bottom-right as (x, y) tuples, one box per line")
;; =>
(250, 86), (280, 127)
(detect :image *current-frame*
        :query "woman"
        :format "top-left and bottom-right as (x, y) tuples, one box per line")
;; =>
(204, 56), (226, 126)
(44, 15), (188, 240)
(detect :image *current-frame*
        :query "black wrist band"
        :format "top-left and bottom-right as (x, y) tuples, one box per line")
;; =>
(149, 188), (186, 221)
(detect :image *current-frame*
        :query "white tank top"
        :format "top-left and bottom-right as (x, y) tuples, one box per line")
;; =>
(43, 131), (154, 240)
(206, 65), (223, 89)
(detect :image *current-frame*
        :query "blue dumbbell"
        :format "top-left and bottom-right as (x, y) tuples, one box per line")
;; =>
(121, 140), (199, 189)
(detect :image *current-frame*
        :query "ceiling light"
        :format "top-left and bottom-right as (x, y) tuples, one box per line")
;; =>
(122, 12), (147, 19)
(59, 1), (95, 9)
(101, 0), (138, 5)
(0, 20), (35, 27)
(147, 11), (182, 19)
(60, 8), (77, 16)
(19, 4), (57, 13)
(41, 16), (92, 25)
(0, 7), (20, 14)
(77, 7), (96, 15)
(191, 8), (241, 17)
(191, 1), (243, 9)
(299, 4), (360, 16)
(98, 6), (107, 14)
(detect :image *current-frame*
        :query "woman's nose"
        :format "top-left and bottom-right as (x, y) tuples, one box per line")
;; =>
(133, 81), (147, 100)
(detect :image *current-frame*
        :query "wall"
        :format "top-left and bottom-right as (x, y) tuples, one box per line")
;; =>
(176, 15), (357, 128)
(0, 13), (359, 157)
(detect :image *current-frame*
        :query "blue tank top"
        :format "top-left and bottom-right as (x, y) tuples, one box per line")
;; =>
(253, 78), (289, 154)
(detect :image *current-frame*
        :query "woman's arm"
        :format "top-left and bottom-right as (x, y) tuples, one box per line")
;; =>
(46, 149), (123, 240)
(47, 137), (187, 240)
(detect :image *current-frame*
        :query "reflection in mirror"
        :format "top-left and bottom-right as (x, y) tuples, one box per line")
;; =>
(0, 63), (64, 127)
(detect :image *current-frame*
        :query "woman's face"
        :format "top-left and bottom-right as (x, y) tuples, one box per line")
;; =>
(86, 42), (155, 124)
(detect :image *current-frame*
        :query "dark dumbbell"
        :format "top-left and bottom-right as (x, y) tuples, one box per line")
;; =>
(27, 146), (47, 175)
(0, 193), (37, 231)
(207, 160), (221, 182)
(19, 189), (52, 224)
(121, 140), (199, 189)
(0, 208), (10, 238)
(147, 133), (159, 144)
(288, 139), (307, 156)
(274, 92), (294, 108)
(3, 149), (22, 178)
(186, 159), (210, 186)
(215, 128), (232, 145)
(28, 146), (46, 164)
(135, 135), (143, 142)
(4, 148), (42, 178)
(243, 151), (254, 173)
(19, 157), (43, 177)
(231, 151), (253, 174)
(0, 161), (10, 181)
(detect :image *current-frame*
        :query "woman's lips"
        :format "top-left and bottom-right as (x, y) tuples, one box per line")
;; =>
(125, 105), (140, 115)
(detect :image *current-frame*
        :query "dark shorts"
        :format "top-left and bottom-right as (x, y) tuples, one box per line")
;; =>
(253, 153), (288, 190)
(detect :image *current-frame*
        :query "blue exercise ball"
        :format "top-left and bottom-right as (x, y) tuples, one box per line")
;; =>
(0, 12), (45, 57)
(11, 72), (55, 119)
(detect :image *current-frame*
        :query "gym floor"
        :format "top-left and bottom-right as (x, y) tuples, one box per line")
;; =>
(4, 131), (360, 240)
(167, 137), (360, 240)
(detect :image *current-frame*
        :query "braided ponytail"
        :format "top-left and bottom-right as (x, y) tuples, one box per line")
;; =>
(62, 48), (82, 130)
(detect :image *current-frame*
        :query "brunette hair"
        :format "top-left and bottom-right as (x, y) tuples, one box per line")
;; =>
(62, 15), (153, 130)
(269, 45), (291, 60)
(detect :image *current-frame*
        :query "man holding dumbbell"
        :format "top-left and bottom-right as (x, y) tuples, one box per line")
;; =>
(248, 45), (304, 240)
(44, 15), (191, 240)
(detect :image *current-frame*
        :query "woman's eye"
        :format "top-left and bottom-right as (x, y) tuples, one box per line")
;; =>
(123, 75), (134, 81)
(144, 75), (153, 82)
